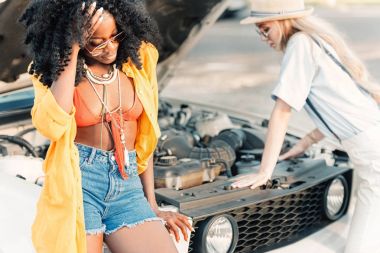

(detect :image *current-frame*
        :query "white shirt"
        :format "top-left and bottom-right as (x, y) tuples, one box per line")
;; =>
(271, 32), (380, 141)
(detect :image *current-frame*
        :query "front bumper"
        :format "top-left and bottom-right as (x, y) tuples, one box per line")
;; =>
(156, 159), (353, 253)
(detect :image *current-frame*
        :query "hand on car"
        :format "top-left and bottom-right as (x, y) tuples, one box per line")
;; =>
(278, 141), (308, 160)
(279, 131), (321, 160)
(155, 210), (194, 242)
(231, 170), (271, 189)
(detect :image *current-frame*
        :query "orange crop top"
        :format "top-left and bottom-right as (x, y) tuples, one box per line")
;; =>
(73, 86), (143, 127)
(73, 84), (143, 179)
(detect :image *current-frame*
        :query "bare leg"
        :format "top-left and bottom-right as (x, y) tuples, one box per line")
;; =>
(86, 234), (104, 253)
(104, 220), (178, 253)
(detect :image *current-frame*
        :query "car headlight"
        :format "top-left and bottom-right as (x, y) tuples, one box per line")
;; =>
(323, 175), (349, 220)
(194, 214), (238, 253)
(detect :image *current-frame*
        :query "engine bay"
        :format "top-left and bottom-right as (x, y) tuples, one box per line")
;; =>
(0, 96), (349, 191)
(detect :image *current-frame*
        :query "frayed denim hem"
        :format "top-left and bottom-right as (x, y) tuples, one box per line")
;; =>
(105, 217), (164, 235)
(86, 224), (106, 235)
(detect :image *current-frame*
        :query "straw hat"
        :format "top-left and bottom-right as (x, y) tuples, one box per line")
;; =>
(240, 0), (314, 25)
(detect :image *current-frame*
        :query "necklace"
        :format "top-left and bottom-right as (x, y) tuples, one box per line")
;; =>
(84, 63), (118, 85)
(86, 69), (130, 168)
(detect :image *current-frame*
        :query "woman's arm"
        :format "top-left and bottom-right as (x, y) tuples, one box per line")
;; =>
(231, 98), (292, 189)
(30, 44), (83, 141)
(139, 156), (158, 210)
(279, 128), (325, 160)
(50, 4), (104, 113)
(139, 156), (193, 242)
(50, 45), (80, 113)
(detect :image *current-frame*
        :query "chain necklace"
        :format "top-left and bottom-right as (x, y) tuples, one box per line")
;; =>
(86, 68), (130, 167)
(84, 63), (118, 85)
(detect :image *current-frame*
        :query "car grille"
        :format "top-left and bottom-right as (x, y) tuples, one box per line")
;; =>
(189, 181), (330, 253)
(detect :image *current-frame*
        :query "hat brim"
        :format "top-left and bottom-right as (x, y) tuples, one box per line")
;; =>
(240, 7), (314, 25)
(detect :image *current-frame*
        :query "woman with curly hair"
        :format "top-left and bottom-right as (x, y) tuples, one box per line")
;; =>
(19, 0), (191, 252)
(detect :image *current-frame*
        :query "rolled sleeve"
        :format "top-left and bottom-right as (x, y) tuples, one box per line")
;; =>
(141, 43), (160, 123)
(31, 77), (75, 141)
(271, 33), (318, 111)
(135, 132), (158, 174)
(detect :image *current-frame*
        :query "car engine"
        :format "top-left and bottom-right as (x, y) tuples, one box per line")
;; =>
(0, 97), (349, 188)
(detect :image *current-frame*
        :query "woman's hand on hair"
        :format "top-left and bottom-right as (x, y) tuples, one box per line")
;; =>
(75, 1), (104, 48)
(154, 210), (194, 242)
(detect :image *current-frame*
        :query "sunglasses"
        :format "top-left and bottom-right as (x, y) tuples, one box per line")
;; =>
(255, 27), (272, 39)
(85, 31), (126, 56)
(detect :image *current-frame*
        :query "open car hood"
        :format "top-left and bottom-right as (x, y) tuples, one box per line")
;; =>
(0, 0), (228, 92)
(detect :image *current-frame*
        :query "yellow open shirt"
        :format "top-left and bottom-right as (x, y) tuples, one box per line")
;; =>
(30, 42), (161, 253)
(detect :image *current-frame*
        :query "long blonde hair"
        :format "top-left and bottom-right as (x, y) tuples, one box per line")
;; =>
(278, 16), (380, 101)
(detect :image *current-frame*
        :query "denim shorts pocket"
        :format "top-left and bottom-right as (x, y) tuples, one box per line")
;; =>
(79, 154), (89, 169)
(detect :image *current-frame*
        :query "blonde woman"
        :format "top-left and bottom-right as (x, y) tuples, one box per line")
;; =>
(231, 0), (380, 252)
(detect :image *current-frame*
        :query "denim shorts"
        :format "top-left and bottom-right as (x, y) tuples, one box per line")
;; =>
(76, 143), (160, 235)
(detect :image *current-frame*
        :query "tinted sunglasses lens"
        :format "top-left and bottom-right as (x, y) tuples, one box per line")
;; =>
(255, 27), (261, 36)
(255, 28), (264, 37)
(255, 27), (269, 38)
(87, 32), (125, 55)
(93, 41), (108, 51)
(85, 47), (101, 56)
(90, 50), (103, 56)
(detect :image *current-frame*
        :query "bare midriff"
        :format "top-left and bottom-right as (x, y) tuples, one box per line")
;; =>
(75, 121), (138, 151)
(74, 70), (142, 151)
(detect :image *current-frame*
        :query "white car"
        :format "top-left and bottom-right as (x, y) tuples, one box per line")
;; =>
(0, 0), (353, 252)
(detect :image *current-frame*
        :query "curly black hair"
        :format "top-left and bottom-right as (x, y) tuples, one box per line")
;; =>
(19, 0), (161, 87)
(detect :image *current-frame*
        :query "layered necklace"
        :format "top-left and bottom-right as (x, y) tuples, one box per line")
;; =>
(84, 63), (130, 168)
(84, 63), (118, 85)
